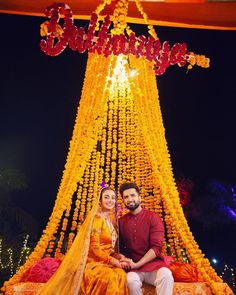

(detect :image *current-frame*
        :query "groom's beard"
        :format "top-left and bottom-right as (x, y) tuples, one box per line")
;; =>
(125, 200), (140, 211)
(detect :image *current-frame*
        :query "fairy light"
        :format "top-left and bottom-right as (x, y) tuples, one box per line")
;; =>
(181, 248), (189, 263)
(0, 239), (13, 271)
(16, 234), (30, 273)
(220, 264), (235, 290)
(0, 238), (4, 269)
(0, 235), (32, 278)
(8, 248), (14, 277)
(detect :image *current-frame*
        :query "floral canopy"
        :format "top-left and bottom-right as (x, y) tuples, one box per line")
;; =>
(0, 1), (235, 295)
(1, 0), (236, 30)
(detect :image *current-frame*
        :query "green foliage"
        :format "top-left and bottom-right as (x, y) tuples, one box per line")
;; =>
(0, 168), (38, 240)
(0, 207), (38, 241)
(0, 169), (28, 193)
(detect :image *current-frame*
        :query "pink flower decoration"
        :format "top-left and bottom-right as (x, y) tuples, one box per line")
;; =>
(26, 257), (61, 283)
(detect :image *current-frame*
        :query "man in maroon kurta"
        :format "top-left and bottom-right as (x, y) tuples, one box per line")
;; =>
(119, 182), (174, 295)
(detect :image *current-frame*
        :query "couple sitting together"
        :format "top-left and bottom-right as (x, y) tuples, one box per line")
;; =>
(39, 182), (174, 295)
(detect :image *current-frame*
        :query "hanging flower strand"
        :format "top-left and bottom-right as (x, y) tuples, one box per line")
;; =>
(134, 0), (158, 40)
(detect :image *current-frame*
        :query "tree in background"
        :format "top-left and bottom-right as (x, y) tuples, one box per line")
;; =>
(0, 169), (38, 240)
(187, 179), (236, 229)
(0, 169), (37, 283)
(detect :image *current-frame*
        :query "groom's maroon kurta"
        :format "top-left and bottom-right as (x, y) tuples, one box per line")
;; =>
(119, 208), (168, 272)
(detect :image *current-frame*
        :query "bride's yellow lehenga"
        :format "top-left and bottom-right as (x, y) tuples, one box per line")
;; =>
(37, 198), (128, 295)
(80, 214), (128, 295)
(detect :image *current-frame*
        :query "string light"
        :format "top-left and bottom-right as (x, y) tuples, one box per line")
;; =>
(8, 248), (14, 277)
(220, 264), (235, 290)
(0, 239), (13, 271)
(0, 236), (32, 278)
(0, 238), (5, 269)
(16, 234), (30, 273)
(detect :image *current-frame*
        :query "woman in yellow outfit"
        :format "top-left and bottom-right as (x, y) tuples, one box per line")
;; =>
(38, 187), (129, 295)
(80, 187), (128, 295)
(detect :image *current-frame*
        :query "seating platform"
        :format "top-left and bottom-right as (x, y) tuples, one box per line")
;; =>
(5, 281), (230, 295)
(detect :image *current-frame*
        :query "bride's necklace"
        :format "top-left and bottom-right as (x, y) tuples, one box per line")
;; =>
(101, 213), (117, 248)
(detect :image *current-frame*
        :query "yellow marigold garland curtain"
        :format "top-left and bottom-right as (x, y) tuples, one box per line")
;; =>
(1, 53), (233, 295)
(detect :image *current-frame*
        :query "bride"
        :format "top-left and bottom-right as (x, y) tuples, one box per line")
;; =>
(38, 187), (129, 295)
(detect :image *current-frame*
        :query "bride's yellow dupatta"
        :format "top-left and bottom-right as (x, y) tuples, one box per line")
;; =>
(38, 195), (100, 295)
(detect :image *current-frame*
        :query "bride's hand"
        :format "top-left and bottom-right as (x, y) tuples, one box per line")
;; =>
(120, 261), (131, 270)
(109, 257), (122, 268)
(120, 256), (132, 263)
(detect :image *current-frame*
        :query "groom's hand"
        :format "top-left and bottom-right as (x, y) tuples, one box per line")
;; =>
(120, 258), (139, 270)
(120, 261), (131, 270)
(127, 260), (139, 270)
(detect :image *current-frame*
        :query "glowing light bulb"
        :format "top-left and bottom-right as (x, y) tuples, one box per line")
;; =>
(129, 68), (138, 77)
(212, 258), (218, 264)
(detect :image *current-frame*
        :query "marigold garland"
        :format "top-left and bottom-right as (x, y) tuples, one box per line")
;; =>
(134, 0), (158, 40)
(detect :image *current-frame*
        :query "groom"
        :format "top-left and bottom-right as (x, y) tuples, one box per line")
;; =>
(119, 182), (174, 295)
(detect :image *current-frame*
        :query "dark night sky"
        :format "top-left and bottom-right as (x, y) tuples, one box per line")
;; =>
(1, 12), (236, 267)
